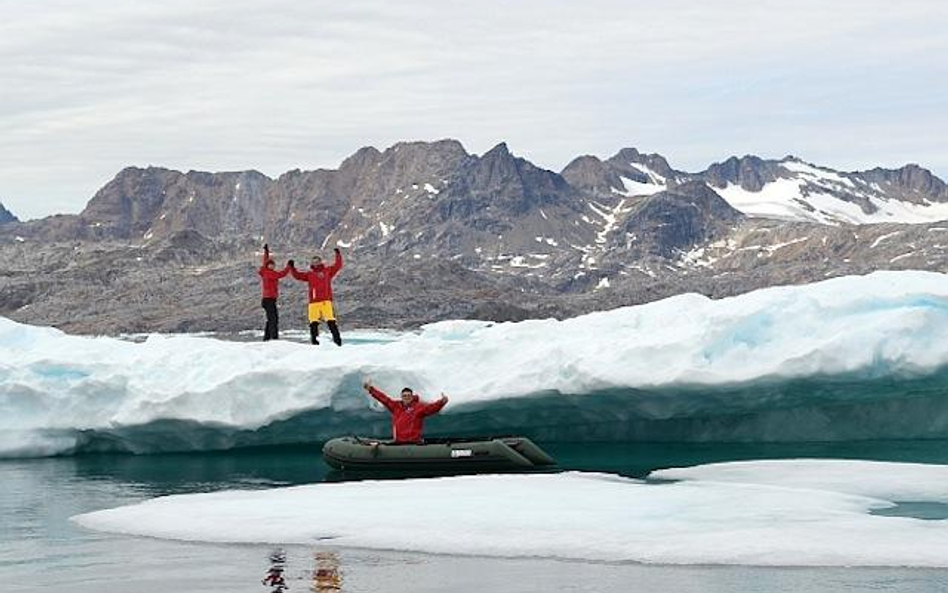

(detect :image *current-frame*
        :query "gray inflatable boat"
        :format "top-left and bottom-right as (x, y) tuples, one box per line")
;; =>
(322, 436), (556, 471)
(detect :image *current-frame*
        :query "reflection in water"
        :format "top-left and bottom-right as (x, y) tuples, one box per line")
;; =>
(259, 548), (343, 591)
(262, 548), (288, 592)
(312, 551), (343, 591)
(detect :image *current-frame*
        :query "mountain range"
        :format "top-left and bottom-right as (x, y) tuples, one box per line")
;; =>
(2, 139), (947, 334)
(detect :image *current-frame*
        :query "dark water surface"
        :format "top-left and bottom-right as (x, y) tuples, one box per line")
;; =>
(3, 441), (948, 592)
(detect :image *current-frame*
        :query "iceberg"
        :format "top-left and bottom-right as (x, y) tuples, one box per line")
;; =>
(72, 459), (948, 566)
(4, 270), (948, 457)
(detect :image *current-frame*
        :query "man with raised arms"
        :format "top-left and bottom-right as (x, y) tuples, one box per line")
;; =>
(288, 247), (344, 346)
(363, 379), (449, 443)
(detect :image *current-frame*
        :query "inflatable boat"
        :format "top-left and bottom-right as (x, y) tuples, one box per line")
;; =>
(322, 436), (556, 471)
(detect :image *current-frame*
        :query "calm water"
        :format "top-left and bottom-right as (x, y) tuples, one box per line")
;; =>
(3, 441), (948, 593)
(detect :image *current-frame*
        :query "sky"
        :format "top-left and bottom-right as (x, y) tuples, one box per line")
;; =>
(1, 0), (946, 220)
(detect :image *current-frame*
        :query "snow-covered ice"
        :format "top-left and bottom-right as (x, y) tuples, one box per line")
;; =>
(72, 459), (948, 566)
(4, 271), (948, 456)
(654, 459), (948, 502)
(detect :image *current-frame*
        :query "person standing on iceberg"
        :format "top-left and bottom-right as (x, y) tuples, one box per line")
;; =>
(363, 379), (449, 443)
(289, 247), (344, 346)
(258, 244), (291, 341)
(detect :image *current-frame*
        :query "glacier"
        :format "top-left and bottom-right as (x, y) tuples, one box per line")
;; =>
(72, 459), (948, 566)
(3, 270), (948, 458)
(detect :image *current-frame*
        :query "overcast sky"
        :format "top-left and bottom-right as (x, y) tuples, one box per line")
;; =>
(1, 0), (946, 220)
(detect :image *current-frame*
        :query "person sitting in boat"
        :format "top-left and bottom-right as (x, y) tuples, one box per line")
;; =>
(363, 379), (448, 443)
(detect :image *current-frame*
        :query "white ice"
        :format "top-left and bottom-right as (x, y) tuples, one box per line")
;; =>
(4, 271), (948, 457)
(654, 459), (948, 502)
(72, 459), (948, 566)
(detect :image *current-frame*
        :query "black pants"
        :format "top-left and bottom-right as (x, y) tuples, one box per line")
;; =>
(261, 298), (279, 341)
(309, 320), (342, 346)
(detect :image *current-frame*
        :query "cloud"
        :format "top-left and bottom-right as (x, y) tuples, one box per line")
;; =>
(1, 0), (946, 219)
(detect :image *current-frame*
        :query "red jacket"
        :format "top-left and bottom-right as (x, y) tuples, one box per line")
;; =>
(290, 250), (343, 303)
(368, 386), (447, 443)
(259, 246), (289, 299)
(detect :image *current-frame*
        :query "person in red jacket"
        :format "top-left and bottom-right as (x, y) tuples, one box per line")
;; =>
(363, 379), (449, 443)
(258, 243), (291, 341)
(289, 247), (344, 346)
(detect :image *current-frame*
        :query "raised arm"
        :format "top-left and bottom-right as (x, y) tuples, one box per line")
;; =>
(288, 264), (309, 282)
(329, 247), (343, 276)
(364, 382), (398, 413)
(419, 394), (449, 417)
(261, 243), (270, 267)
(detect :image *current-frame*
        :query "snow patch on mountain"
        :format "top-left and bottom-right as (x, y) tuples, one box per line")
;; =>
(718, 160), (948, 225)
(613, 163), (668, 197)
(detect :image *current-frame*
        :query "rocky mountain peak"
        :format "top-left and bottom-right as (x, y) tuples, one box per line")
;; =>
(860, 164), (948, 203)
(472, 142), (522, 183)
(674, 180), (745, 211)
(483, 141), (511, 158)
(79, 166), (183, 238)
(561, 155), (624, 197)
(339, 146), (383, 171)
(423, 141), (578, 226)
(703, 155), (782, 192)
(616, 181), (743, 258)
(0, 202), (18, 224)
(77, 166), (278, 242)
(562, 154), (603, 170)
(392, 138), (468, 156)
(479, 143), (572, 197)
(332, 140), (474, 221)
(375, 139), (471, 175)
(611, 148), (677, 181)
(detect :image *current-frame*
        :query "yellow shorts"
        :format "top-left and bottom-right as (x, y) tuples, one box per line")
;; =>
(308, 300), (336, 322)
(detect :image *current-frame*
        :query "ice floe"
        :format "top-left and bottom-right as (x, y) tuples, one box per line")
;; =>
(72, 459), (948, 566)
